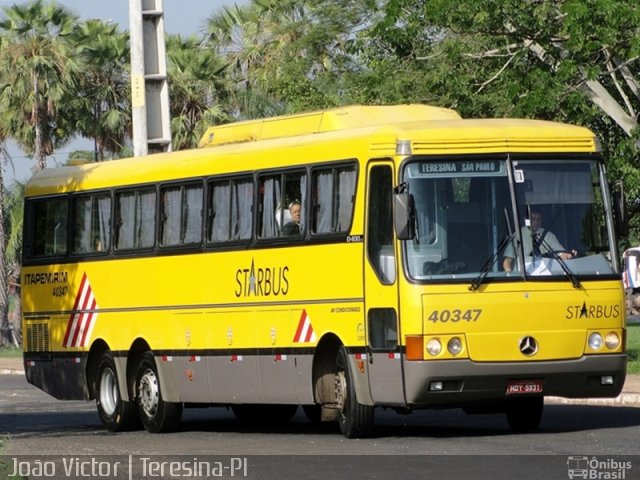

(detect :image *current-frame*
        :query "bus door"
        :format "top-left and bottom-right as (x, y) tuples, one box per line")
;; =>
(363, 162), (405, 404)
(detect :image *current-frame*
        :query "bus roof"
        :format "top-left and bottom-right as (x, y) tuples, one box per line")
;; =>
(197, 104), (462, 147)
(25, 105), (599, 197)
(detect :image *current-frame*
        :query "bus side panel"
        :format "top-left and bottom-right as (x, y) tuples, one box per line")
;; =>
(208, 310), (258, 404)
(256, 308), (298, 403)
(292, 353), (315, 404)
(173, 355), (210, 403)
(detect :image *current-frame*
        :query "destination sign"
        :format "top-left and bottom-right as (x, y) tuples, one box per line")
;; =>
(407, 160), (505, 178)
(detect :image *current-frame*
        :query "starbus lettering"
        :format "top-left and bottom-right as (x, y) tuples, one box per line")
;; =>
(235, 258), (289, 297)
(565, 302), (621, 320)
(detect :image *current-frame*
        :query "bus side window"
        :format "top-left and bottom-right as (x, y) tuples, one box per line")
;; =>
(258, 171), (306, 239)
(207, 177), (253, 243)
(280, 171), (306, 236)
(311, 164), (357, 234)
(33, 197), (68, 257)
(73, 193), (111, 255)
(160, 183), (203, 247)
(367, 165), (395, 284)
(258, 176), (281, 238)
(115, 188), (156, 250)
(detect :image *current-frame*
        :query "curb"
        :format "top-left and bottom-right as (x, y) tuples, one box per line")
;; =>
(546, 394), (640, 408)
(0, 368), (24, 376)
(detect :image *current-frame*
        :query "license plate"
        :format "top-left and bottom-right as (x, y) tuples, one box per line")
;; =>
(506, 379), (543, 395)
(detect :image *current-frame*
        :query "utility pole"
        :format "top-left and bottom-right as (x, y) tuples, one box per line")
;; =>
(129, 0), (172, 157)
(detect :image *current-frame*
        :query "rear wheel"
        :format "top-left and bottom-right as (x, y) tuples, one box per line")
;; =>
(94, 352), (138, 432)
(506, 397), (544, 433)
(335, 346), (374, 438)
(136, 352), (182, 433)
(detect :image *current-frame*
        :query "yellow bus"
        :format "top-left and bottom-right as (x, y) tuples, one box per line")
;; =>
(21, 105), (627, 438)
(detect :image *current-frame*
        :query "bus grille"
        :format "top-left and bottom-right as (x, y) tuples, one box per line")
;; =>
(26, 323), (50, 352)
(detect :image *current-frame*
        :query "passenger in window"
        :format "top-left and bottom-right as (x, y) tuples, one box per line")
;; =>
(503, 208), (576, 272)
(282, 201), (302, 235)
(93, 236), (103, 252)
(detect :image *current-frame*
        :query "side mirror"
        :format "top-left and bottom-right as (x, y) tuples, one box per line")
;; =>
(394, 191), (415, 240)
(612, 181), (628, 238)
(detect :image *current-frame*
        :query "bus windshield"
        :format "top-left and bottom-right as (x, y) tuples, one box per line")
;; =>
(402, 157), (616, 282)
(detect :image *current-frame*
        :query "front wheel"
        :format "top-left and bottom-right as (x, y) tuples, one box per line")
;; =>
(136, 352), (183, 433)
(335, 346), (374, 438)
(94, 352), (138, 432)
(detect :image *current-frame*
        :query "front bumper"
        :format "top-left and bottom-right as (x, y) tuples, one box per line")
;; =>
(403, 354), (627, 407)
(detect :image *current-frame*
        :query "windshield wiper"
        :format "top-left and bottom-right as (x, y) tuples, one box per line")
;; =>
(538, 237), (582, 289)
(469, 232), (514, 291)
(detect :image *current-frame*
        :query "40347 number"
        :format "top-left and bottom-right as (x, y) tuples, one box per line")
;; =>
(427, 309), (482, 323)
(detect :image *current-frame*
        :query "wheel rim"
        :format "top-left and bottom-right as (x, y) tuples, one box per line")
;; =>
(335, 367), (348, 418)
(99, 367), (118, 416)
(138, 367), (159, 418)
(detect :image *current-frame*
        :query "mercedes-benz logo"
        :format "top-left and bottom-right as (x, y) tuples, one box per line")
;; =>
(519, 336), (538, 356)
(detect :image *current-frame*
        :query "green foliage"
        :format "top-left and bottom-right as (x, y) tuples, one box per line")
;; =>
(0, 0), (81, 170)
(0, 345), (22, 357)
(166, 34), (232, 149)
(3, 182), (24, 271)
(360, 0), (640, 244)
(69, 19), (130, 160)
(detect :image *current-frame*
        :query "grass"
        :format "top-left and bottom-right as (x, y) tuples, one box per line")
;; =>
(627, 324), (640, 374)
(0, 346), (22, 358)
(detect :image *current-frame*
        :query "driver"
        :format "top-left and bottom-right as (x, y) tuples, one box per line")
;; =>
(503, 208), (575, 272)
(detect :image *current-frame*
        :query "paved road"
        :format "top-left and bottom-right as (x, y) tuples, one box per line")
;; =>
(2, 374), (640, 479)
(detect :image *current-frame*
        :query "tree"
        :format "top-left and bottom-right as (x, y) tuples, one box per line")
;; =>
(2, 181), (24, 347)
(0, 141), (14, 346)
(0, 0), (80, 171)
(166, 34), (231, 150)
(205, 0), (371, 117)
(206, 1), (287, 118)
(71, 19), (131, 161)
(364, 0), (640, 243)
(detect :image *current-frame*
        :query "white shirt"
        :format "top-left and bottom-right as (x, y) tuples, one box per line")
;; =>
(505, 226), (566, 259)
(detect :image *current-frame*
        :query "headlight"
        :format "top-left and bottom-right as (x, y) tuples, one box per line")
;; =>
(447, 337), (463, 356)
(588, 332), (603, 350)
(605, 332), (620, 350)
(426, 338), (442, 356)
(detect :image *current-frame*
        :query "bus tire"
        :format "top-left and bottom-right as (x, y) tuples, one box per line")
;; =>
(136, 352), (182, 433)
(335, 346), (374, 438)
(506, 397), (543, 433)
(95, 352), (138, 432)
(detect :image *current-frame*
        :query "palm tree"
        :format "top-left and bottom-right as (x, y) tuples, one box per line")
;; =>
(0, 0), (80, 346)
(205, 0), (369, 117)
(167, 34), (231, 150)
(2, 181), (24, 347)
(0, 0), (80, 171)
(71, 19), (131, 161)
(206, 1), (288, 118)
(0, 138), (12, 346)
